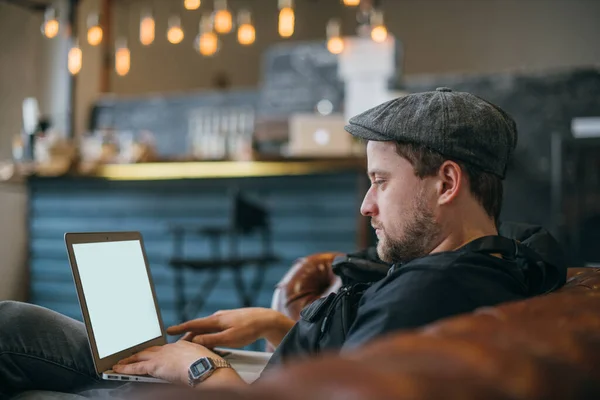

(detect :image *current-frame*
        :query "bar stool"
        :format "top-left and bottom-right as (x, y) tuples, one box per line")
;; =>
(168, 191), (279, 324)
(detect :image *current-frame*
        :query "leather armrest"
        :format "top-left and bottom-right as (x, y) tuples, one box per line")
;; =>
(271, 252), (343, 321)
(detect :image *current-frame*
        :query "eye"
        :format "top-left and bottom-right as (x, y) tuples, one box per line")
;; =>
(372, 179), (386, 186)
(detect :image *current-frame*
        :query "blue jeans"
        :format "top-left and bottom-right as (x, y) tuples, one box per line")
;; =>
(0, 301), (132, 399)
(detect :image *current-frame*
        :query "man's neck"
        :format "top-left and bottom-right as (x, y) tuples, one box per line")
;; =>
(430, 221), (498, 256)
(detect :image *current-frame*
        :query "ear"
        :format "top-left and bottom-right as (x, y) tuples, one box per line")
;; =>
(435, 160), (463, 206)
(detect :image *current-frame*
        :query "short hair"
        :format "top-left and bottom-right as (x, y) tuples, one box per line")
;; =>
(395, 142), (503, 225)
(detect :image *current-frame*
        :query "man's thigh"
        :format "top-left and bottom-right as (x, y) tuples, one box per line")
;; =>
(12, 390), (89, 400)
(0, 301), (101, 397)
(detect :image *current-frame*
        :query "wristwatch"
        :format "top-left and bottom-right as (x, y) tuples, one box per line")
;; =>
(188, 357), (232, 387)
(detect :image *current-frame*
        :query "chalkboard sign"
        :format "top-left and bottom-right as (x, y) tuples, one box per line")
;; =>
(87, 40), (353, 158)
(89, 90), (258, 158)
(257, 41), (345, 117)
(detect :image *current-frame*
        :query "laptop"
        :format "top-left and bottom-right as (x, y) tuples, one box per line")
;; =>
(64, 231), (271, 384)
(286, 113), (357, 158)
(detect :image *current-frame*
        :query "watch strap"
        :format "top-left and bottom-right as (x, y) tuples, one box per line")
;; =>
(188, 357), (232, 387)
(210, 357), (232, 369)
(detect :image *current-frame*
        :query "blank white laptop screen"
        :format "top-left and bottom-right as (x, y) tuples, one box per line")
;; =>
(72, 240), (162, 359)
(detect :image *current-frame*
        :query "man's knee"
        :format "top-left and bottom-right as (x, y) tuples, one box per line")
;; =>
(0, 301), (36, 347)
(0, 301), (59, 332)
(0, 300), (28, 319)
(0, 300), (22, 308)
(0, 300), (88, 358)
(0, 301), (36, 332)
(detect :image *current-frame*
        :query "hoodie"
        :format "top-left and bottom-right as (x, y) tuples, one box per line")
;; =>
(265, 222), (567, 367)
(341, 222), (567, 350)
(498, 221), (567, 294)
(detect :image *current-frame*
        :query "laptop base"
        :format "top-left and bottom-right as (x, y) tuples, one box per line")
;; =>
(102, 370), (169, 384)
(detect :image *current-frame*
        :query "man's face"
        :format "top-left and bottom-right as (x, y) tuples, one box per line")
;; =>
(360, 141), (442, 264)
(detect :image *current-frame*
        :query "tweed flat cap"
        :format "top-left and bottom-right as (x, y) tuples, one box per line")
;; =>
(345, 87), (518, 179)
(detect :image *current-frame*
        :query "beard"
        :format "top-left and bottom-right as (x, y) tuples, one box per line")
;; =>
(376, 194), (441, 264)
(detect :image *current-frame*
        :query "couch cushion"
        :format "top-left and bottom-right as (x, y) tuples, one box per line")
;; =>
(91, 268), (600, 400)
(242, 267), (600, 400)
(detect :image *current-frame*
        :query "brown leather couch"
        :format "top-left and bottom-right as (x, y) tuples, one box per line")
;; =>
(142, 254), (600, 400)
(270, 252), (343, 321)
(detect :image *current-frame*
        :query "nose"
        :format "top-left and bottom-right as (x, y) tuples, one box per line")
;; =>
(360, 186), (378, 217)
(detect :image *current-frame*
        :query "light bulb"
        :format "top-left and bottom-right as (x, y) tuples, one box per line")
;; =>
(342, 0), (360, 5)
(139, 9), (155, 45)
(167, 16), (184, 44)
(167, 27), (184, 44)
(196, 14), (220, 56)
(41, 8), (59, 38)
(327, 37), (344, 54)
(87, 26), (103, 46)
(278, 0), (294, 38)
(43, 20), (60, 38)
(214, 0), (232, 34)
(278, 8), (294, 38)
(198, 32), (218, 56)
(326, 19), (343, 54)
(68, 40), (82, 75)
(371, 25), (387, 42)
(184, 0), (201, 10)
(115, 39), (130, 77)
(237, 24), (255, 45)
(86, 13), (103, 46)
(237, 10), (255, 45)
(214, 10), (233, 34)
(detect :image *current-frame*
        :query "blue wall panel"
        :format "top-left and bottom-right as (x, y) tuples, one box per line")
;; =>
(28, 173), (366, 336)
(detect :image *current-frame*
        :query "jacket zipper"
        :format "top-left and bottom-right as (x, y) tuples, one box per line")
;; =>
(319, 285), (350, 338)
(319, 283), (371, 338)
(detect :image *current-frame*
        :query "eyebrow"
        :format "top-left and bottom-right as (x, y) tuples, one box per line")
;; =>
(368, 169), (391, 179)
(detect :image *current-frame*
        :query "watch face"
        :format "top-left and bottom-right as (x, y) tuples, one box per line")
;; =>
(190, 358), (212, 379)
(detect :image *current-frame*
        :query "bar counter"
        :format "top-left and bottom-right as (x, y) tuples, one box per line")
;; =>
(25, 158), (372, 333)
(93, 158), (367, 181)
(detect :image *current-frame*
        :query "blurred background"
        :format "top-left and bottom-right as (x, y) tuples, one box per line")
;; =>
(0, 0), (599, 342)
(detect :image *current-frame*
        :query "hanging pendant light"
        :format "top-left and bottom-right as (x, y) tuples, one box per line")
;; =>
(87, 13), (103, 46)
(326, 18), (344, 55)
(184, 0), (201, 10)
(115, 38), (131, 76)
(278, 0), (295, 38)
(167, 15), (185, 44)
(195, 14), (219, 56)
(41, 7), (60, 38)
(370, 10), (388, 43)
(68, 38), (82, 75)
(139, 8), (155, 46)
(237, 10), (255, 45)
(213, 0), (233, 34)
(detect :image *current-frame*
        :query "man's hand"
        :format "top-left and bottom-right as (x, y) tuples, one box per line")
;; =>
(167, 307), (295, 349)
(112, 340), (244, 387)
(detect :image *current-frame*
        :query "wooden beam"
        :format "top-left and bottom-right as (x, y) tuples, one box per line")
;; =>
(100, 0), (112, 93)
(68, 0), (78, 137)
(0, 0), (48, 12)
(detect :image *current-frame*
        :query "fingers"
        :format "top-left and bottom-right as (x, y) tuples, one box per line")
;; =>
(191, 331), (238, 349)
(113, 361), (152, 376)
(165, 322), (190, 336)
(117, 347), (160, 365)
(180, 332), (195, 342)
(167, 316), (222, 336)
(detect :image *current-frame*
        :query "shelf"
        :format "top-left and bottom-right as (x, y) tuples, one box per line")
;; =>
(92, 158), (366, 181)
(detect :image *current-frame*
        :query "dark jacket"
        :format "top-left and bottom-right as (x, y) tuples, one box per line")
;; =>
(265, 222), (567, 369)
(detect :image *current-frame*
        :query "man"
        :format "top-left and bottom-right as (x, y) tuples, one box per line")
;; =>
(0, 88), (566, 398)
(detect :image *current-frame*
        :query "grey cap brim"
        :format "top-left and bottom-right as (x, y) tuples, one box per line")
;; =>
(344, 123), (391, 141)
